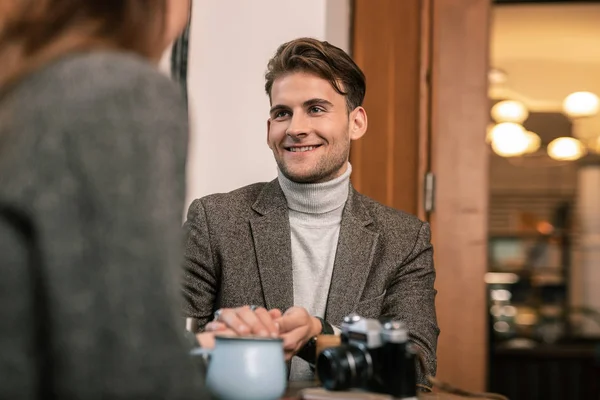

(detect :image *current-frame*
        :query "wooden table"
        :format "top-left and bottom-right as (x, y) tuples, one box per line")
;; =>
(282, 382), (470, 399)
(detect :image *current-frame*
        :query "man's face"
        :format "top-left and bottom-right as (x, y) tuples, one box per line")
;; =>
(267, 72), (367, 184)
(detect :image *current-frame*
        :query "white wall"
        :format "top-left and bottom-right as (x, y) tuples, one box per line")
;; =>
(184, 0), (351, 211)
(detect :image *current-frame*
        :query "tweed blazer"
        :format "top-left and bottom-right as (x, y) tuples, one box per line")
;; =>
(182, 178), (440, 383)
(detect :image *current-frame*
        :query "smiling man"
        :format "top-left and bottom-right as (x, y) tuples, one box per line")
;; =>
(182, 38), (439, 388)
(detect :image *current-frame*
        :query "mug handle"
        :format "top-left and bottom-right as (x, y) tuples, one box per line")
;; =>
(189, 347), (212, 376)
(190, 347), (212, 366)
(189, 347), (212, 357)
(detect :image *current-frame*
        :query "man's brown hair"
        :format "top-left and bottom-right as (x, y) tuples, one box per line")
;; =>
(264, 37), (366, 112)
(0, 0), (168, 89)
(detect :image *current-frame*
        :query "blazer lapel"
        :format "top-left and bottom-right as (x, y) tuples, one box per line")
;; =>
(325, 187), (379, 324)
(250, 180), (294, 312)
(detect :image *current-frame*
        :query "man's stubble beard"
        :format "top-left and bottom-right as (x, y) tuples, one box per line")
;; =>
(276, 139), (351, 184)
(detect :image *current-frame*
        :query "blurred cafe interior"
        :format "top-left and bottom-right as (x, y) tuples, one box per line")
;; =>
(486, 1), (600, 399)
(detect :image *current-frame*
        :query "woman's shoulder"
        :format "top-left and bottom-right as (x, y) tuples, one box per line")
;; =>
(4, 50), (183, 121)
(0, 50), (188, 185)
(39, 50), (182, 105)
(57, 50), (165, 76)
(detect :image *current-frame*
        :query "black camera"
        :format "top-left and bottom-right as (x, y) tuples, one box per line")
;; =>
(316, 314), (418, 399)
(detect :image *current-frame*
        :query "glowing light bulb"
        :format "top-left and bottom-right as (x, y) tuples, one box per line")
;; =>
(524, 130), (541, 154)
(563, 92), (599, 118)
(491, 100), (529, 123)
(489, 122), (529, 157)
(547, 137), (586, 161)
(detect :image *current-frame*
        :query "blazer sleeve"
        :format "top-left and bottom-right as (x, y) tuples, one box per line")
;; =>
(182, 199), (219, 331)
(383, 221), (439, 388)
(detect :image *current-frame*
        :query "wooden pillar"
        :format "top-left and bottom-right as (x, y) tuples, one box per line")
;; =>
(352, 0), (491, 392)
(429, 0), (490, 392)
(350, 0), (424, 216)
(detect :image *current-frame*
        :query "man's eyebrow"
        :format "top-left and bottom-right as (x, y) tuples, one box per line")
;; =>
(303, 98), (333, 108)
(269, 99), (334, 115)
(269, 104), (291, 115)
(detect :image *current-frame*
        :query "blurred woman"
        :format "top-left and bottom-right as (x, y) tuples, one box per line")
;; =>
(0, 1), (207, 398)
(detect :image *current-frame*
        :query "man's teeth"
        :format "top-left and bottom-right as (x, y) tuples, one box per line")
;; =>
(289, 146), (317, 152)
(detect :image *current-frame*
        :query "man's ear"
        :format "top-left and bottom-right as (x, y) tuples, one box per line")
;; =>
(349, 106), (367, 141)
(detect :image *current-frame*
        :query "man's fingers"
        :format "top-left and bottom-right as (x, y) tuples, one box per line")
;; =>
(274, 316), (292, 334)
(280, 329), (306, 354)
(276, 306), (316, 334)
(236, 306), (275, 337)
(205, 321), (228, 332)
(276, 313), (304, 334)
(214, 328), (237, 337)
(215, 306), (281, 337)
(254, 307), (279, 337)
(218, 308), (251, 335)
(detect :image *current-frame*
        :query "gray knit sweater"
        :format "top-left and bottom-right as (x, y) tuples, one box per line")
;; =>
(278, 164), (351, 381)
(0, 52), (204, 399)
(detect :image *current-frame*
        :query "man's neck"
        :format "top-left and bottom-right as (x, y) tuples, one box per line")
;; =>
(277, 163), (352, 214)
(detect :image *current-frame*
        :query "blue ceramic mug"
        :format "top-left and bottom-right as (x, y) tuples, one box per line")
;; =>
(191, 336), (286, 400)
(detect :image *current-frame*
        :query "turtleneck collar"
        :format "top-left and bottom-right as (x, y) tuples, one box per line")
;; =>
(277, 163), (352, 214)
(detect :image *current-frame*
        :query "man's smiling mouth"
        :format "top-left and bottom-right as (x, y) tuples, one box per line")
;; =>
(285, 145), (322, 153)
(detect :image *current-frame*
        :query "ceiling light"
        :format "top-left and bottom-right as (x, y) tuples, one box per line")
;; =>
(490, 122), (529, 157)
(524, 130), (541, 154)
(547, 137), (586, 161)
(491, 100), (529, 124)
(562, 91), (599, 118)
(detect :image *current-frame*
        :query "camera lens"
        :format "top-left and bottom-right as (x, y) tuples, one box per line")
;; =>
(316, 345), (371, 391)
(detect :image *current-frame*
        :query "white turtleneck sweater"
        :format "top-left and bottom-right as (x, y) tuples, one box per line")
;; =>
(277, 163), (352, 381)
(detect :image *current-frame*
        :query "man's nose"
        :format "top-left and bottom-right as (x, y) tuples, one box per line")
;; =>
(285, 113), (310, 138)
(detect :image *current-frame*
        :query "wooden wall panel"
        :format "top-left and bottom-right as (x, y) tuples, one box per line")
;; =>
(429, 0), (491, 392)
(351, 0), (423, 215)
(352, 0), (491, 392)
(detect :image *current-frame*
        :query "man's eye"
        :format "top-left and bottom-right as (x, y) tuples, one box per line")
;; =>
(275, 111), (290, 119)
(309, 106), (324, 114)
